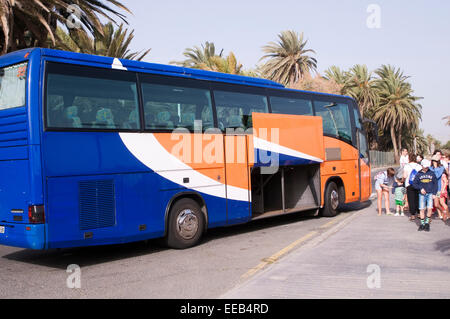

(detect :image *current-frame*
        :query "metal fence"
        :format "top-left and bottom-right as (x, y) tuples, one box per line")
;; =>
(369, 151), (395, 168)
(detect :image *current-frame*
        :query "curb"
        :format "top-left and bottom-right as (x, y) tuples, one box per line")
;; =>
(220, 207), (369, 298)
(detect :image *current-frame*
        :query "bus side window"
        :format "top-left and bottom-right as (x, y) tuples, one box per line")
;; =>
(213, 90), (268, 132)
(313, 101), (353, 144)
(270, 96), (313, 116)
(140, 81), (213, 132)
(45, 63), (139, 130)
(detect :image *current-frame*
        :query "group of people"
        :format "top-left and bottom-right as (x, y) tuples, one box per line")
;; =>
(375, 149), (449, 232)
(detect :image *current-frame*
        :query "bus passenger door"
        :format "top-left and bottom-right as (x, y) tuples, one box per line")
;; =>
(357, 129), (371, 201)
(224, 134), (251, 224)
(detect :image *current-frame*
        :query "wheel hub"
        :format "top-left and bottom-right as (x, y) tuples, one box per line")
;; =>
(176, 209), (199, 240)
(331, 190), (339, 210)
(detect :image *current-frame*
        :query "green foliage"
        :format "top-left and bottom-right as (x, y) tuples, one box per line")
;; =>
(170, 42), (257, 76)
(260, 30), (317, 87)
(324, 62), (423, 156)
(53, 22), (150, 61)
(444, 140), (450, 150)
(0, 0), (130, 54)
(170, 42), (223, 69)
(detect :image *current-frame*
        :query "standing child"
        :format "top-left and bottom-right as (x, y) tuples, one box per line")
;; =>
(393, 177), (407, 216)
(412, 159), (438, 232)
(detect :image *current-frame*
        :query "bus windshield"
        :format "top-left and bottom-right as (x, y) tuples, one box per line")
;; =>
(0, 62), (28, 111)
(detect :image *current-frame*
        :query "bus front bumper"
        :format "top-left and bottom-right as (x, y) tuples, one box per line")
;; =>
(0, 223), (45, 250)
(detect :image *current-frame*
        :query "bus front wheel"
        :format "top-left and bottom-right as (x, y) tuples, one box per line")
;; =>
(321, 182), (340, 217)
(166, 198), (205, 249)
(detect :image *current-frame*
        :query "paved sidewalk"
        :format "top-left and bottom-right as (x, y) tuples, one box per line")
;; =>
(222, 202), (450, 299)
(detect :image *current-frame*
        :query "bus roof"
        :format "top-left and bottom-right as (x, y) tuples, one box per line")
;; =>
(1, 48), (354, 101)
(39, 48), (285, 89)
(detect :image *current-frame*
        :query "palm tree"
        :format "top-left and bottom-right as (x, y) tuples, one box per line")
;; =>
(54, 22), (150, 61)
(199, 52), (243, 75)
(324, 65), (349, 88)
(260, 30), (317, 87)
(344, 65), (379, 118)
(324, 65), (378, 118)
(372, 65), (422, 162)
(0, 0), (130, 55)
(411, 129), (429, 155)
(170, 41), (223, 69)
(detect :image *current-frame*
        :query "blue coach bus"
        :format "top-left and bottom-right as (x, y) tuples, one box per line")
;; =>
(0, 48), (370, 250)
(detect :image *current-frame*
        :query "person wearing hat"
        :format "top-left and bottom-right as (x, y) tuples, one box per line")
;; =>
(412, 159), (438, 231)
(430, 154), (447, 220)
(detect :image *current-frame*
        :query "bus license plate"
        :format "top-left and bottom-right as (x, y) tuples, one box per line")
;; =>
(0, 226), (5, 234)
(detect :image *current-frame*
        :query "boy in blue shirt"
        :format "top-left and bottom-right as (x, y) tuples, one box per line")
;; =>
(412, 159), (438, 231)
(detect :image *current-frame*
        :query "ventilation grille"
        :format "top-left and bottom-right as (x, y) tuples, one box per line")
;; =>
(78, 180), (116, 230)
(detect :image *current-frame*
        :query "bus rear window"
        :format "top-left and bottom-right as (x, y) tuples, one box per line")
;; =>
(0, 62), (27, 111)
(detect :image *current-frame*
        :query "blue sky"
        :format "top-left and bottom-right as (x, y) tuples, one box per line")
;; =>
(122, 0), (450, 143)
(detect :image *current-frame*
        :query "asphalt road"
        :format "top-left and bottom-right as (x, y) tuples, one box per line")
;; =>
(0, 168), (386, 299)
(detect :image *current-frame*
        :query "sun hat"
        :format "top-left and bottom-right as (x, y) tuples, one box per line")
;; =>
(421, 159), (431, 168)
(431, 155), (440, 162)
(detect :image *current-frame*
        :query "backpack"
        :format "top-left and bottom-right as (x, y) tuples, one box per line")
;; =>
(409, 168), (418, 185)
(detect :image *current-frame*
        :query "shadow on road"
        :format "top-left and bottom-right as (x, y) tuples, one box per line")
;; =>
(2, 202), (369, 269)
(435, 239), (450, 256)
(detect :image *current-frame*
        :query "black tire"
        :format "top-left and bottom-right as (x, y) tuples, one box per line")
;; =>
(166, 198), (205, 249)
(321, 182), (340, 217)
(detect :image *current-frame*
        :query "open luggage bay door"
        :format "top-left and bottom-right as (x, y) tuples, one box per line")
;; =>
(249, 113), (326, 219)
(250, 113), (325, 169)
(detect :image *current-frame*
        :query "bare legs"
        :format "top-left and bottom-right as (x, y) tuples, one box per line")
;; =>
(377, 189), (390, 216)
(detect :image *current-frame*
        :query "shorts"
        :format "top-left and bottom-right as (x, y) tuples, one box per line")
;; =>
(375, 181), (388, 191)
(395, 199), (405, 207)
(419, 193), (434, 210)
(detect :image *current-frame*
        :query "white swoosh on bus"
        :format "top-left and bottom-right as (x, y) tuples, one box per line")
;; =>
(119, 133), (250, 202)
(253, 137), (324, 163)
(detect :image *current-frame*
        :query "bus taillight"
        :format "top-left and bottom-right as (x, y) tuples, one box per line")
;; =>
(28, 205), (45, 224)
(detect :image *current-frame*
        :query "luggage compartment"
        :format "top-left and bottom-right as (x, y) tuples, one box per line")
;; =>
(251, 164), (321, 219)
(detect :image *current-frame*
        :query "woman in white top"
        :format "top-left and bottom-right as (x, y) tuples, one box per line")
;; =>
(403, 153), (422, 220)
(399, 149), (409, 168)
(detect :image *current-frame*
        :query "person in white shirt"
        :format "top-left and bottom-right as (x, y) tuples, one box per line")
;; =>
(399, 148), (409, 168)
(403, 153), (422, 220)
(375, 168), (396, 216)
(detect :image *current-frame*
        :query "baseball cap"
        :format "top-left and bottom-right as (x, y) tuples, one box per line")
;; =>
(421, 159), (431, 168)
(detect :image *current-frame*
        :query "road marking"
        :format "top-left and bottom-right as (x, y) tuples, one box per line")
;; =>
(318, 213), (347, 229)
(241, 213), (349, 280)
(241, 231), (318, 280)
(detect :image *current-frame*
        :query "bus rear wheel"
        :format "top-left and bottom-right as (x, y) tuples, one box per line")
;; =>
(321, 181), (340, 217)
(166, 198), (204, 249)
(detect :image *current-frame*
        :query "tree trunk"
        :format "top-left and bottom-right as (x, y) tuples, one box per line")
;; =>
(398, 131), (402, 153)
(390, 124), (399, 163)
